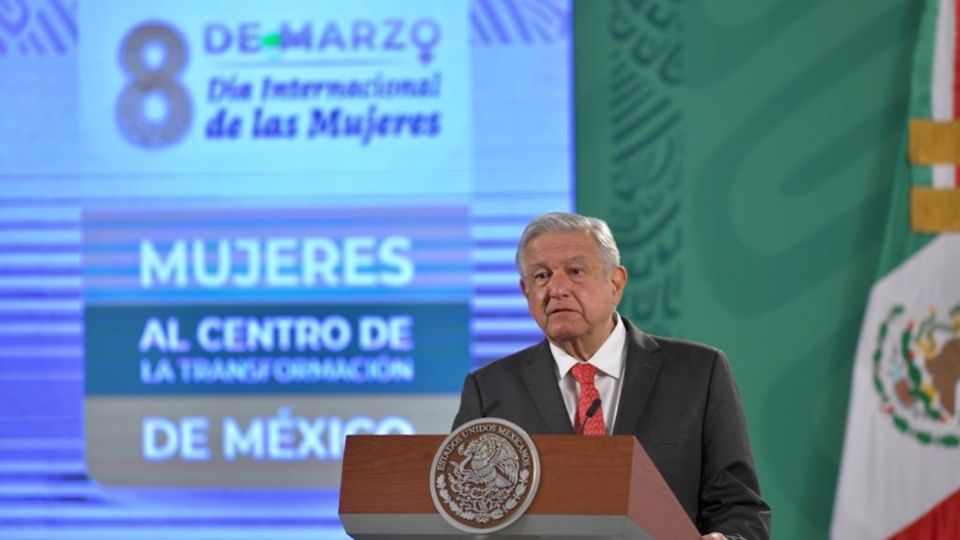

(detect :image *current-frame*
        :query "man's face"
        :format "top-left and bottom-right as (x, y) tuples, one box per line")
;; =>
(519, 231), (627, 354)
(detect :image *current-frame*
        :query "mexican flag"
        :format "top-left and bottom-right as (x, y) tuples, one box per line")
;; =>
(831, 0), (960, 537)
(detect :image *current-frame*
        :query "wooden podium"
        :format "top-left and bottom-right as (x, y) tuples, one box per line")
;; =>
(339, 434), (700, 539)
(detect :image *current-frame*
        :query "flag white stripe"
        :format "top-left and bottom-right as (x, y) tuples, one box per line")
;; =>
(932, 0), (955, 188)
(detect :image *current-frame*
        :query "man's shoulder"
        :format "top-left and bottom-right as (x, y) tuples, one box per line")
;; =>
(646, 333), (723, 359)
(631, 328), (727, 374)
(621, 318), (723, 361)
(636, 333), (738, 399)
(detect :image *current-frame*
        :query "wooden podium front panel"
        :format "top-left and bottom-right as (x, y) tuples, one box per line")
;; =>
(340, 434), (443, 514)
(340, 435), (636, 515)
(525, 435), (633, 514)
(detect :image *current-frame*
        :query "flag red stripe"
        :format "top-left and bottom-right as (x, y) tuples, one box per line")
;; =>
(888, 488), (960, 539)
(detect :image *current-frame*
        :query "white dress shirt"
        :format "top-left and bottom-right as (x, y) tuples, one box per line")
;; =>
(549, 314), (627, 434)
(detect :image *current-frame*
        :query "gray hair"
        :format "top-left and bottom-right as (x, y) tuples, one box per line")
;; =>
(515, 212), (621, 277)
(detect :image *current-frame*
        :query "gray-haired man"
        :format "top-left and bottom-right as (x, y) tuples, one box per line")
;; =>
(453, 212), (771, 539)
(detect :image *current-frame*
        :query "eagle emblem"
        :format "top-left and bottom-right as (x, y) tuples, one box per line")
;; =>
(873, 303), (960, 447)
(429, 418), (540, 533)
(453, 434), (520, 488)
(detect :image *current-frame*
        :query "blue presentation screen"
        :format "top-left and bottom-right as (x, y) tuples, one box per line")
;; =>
(0, 0), (571, 538)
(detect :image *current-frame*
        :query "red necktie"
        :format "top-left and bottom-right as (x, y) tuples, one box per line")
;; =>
(571, 363), (605, 436)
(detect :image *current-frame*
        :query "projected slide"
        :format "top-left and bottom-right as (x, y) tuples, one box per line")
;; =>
(83, 206), (470, 487)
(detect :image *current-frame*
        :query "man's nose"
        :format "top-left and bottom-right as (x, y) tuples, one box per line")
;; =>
(547, 273), (571, 296)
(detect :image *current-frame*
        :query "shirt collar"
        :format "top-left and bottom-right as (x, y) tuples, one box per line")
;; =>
(550, 313), (626, 379)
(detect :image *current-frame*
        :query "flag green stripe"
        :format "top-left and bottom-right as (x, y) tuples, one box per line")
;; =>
(908, 0), (939, 121)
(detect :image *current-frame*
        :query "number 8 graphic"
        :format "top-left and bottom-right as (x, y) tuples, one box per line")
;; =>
(116, 22), (193, 148)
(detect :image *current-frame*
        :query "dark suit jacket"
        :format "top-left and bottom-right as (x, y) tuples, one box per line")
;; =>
(452, 318), (771, 539)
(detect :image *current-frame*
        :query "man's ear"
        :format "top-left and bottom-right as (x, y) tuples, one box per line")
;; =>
(519, 278), (528, 298)
(610, 265), (627, 304)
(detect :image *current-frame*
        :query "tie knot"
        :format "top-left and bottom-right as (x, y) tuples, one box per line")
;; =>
(571, 362), (597, 385)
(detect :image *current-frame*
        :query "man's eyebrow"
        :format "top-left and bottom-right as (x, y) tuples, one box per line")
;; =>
(526, 255), (590, 268)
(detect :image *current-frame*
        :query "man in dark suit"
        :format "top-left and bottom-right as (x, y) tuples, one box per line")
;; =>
(453, 212), (771, 540)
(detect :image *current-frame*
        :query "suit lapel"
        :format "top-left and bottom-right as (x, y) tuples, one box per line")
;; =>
(520, 340), (574, 434)
(613, 321), (662, 435)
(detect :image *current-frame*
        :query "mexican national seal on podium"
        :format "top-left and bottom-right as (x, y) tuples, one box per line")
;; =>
(429, 418), (541, 534)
